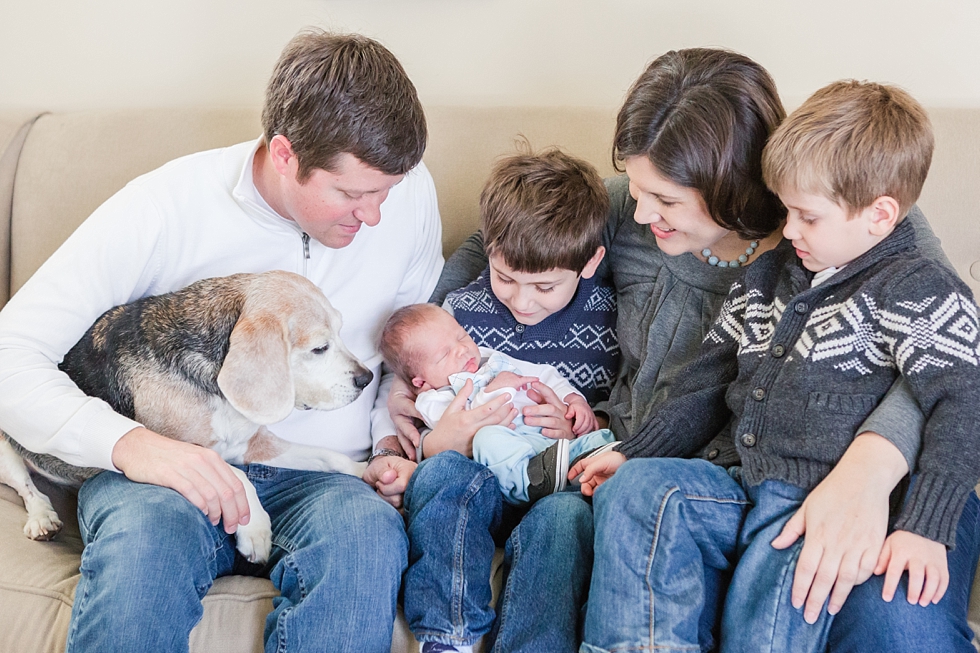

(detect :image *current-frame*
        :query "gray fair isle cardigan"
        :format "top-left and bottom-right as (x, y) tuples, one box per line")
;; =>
(619, 218), (980, 547)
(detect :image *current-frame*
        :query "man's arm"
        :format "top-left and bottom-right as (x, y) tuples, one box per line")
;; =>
(0, 182), (254, 531)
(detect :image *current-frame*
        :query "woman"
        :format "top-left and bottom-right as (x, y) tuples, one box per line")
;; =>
(394, 49), (979, 652)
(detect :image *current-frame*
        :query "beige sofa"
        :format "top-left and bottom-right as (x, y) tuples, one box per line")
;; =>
(0, 106), (977, 653)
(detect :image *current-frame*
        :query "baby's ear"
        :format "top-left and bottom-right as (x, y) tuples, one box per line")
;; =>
(412, 376), (428, 391)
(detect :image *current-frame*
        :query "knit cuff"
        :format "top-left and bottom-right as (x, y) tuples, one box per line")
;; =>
(893, 473), (972, 548)
(616, 418), (669, 460)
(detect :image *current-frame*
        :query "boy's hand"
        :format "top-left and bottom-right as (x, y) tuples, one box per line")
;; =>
(770, 433), (906, 624)
(485, 371), (538, 393)
(568, 449), (626, 496)
(387, 376), (424, 460)
(523, 381), (575, 439)
(421, 379), (518, 458)
(563, 393), (599, 435)
(876, 530), (949, 606)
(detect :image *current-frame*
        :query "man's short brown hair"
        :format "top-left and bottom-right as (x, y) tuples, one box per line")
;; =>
(481, 148), (609, 274)
(262, 29), (427, 181)
(380, 303), (444, 387)
(763, 80), (934, 218)
(614, 48), (786, 239)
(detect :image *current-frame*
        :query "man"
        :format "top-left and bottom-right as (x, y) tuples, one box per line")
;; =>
(0, 30), (441, 652)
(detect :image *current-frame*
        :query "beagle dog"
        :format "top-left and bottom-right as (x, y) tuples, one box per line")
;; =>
(0, 270), (373, 564)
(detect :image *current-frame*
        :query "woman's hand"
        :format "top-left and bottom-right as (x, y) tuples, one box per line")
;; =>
(568, 449), (626, 496)
(387, 376), (424, 460)
(563, 394), (599, 435)
(421, 379), (518, 458)
(770, 433), (909, 624)
(523, 381), (575, 439)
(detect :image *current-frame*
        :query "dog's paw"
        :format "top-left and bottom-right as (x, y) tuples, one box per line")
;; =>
(347, 460), (369, 479)
(24, 509), (63, 541)
(234, 506), (272, 565)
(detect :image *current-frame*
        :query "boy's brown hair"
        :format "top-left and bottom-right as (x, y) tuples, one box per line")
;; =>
(481, 148), (609, 274)
(380, 303), (444, 387)
(763, 80), (934, 218)
(262, 29), (427, 181)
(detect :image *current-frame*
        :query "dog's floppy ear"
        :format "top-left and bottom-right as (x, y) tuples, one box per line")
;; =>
(217, 313), (295, 424)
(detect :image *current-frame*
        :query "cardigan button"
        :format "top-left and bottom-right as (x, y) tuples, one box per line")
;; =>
(752, 387), (766, 401)
(707, 449), (720, 460)
(740, 433), (757, 447)
(771, 344), (785, 357)
(795, 302), (809, 314)
(515, 324), (525, 333)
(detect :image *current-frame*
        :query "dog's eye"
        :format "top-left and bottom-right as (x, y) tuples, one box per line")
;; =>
(311, 344), (330, 355)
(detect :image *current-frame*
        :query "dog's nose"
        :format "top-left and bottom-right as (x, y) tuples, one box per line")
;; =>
(353, 368), (373, 390)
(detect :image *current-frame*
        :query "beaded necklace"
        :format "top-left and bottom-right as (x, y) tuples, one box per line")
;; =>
(701, 240), (759, 268)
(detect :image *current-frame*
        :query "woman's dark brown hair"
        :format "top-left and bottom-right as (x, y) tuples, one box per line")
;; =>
(614, 48), (786, 239)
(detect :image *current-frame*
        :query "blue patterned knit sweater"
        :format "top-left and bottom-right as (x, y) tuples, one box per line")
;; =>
(444, 268), (620, 406)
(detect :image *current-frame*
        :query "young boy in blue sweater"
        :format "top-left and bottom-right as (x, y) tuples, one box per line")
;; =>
(391, 148), (620, 653)
(383, 150), (620, 502)
(573, 81), (980, 652)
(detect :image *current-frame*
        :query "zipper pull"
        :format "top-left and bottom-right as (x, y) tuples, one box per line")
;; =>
(302, 232), (311, 260)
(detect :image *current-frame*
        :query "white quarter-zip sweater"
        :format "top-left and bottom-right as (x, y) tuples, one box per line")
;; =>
(0, 139), (443, 471)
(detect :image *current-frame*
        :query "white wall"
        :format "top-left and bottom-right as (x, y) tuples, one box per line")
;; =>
(1, 0), (978, 111)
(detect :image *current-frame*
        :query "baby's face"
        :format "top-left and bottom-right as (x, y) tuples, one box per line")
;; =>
(410, 310), (482, 391)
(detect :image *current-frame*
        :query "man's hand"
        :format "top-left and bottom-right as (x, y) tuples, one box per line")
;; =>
(876, 530), (949, 606)
(362, 451), (417, 510)
(523, 381), (575, 439)
(422, 379), (517, 457)
(112, 426), (251, 533)
(485, 371), (537, 393)
(563, 394), (599, 435)
(387, 376), (423, 461)
(770, 433), (909, 624)
(568, 449), (626, 496)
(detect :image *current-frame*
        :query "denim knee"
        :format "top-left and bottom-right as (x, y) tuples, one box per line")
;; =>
(407, 451), (501, 514)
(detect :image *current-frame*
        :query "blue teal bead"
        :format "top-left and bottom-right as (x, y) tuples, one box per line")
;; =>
(738, 254), (748, 263)
(728, 260), (740, 268)
(708, 256), (719, 266)
(702, 248), (712, 257)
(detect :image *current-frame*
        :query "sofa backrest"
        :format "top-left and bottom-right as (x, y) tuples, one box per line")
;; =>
(0, 106), (977, 307)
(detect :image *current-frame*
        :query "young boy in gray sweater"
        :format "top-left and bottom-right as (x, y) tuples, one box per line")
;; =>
(573, 80), (980, 652)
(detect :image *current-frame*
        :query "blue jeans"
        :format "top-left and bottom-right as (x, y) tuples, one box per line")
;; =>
(66, 465), (408, 653)
(582, 457), (980, 653)
(404, 451), (593, 652)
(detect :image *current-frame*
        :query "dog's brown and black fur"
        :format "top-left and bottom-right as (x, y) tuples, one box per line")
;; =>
(0, 270), (373, 562)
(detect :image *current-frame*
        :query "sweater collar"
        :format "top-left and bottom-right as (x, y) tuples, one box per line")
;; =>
(231, 137), (305, 236)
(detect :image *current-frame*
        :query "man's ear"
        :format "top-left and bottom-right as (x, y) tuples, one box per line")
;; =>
(267, 134), (299, 178)
(580, 246), (607, 279)
(866, 196), (901, 236)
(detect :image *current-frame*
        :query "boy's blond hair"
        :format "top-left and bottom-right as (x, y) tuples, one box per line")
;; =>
(481, 148), (609, 274)
(380, 303), (445, 387)
(763, 80), (933, 218)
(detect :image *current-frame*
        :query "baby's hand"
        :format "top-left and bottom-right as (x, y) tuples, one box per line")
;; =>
(563, 394), (598, 436)
(485, 371), (538, 393)
(875, 530), (949, 606)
